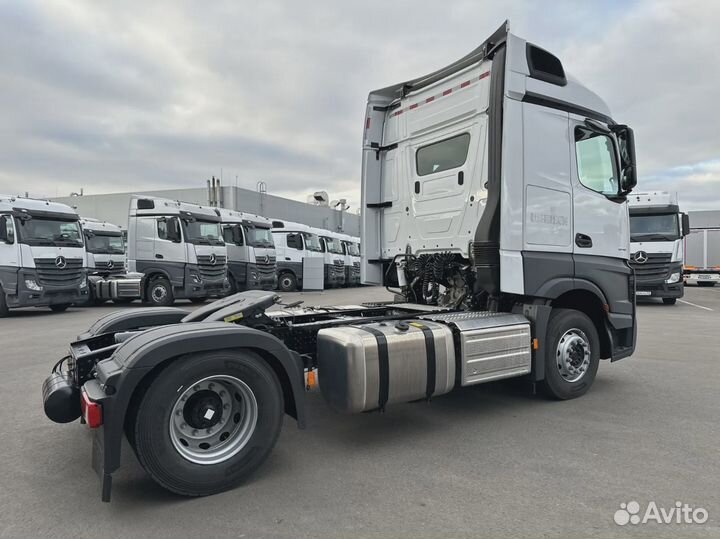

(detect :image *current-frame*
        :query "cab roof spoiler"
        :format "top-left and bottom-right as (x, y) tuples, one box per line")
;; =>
(370, 20), (508, 100)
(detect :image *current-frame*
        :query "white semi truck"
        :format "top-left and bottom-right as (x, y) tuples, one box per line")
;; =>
(1, 195), (88, 315)
(628, 192), (689, 304)
(684, 210), (720, 287)
(80, 218), (135, 305)
(42, 22), (639, 502)
(218, 209), (277, 292)
(313, 228), (347, 288)
(271, 220), (324, 291)
(337, 232), (361, 286)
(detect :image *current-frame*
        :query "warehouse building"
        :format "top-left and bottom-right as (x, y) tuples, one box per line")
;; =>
(52, 183), (359, 235)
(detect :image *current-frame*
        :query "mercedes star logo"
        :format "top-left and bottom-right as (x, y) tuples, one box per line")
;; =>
(263, 254), (270, 264)
(209, 253), (217, 265)
(55, 256), (67, 269)
(633, 251), (648, 264)
(107, 260), (114, 269)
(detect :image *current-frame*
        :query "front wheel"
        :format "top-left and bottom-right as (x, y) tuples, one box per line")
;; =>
(0, 287), (9, 317)
(539, 308), (600, 400)
(128, 350), (284, 496)
(278, 272), (297, 292)
(146, 276), (174, 306)
(662, 298), (677, 305)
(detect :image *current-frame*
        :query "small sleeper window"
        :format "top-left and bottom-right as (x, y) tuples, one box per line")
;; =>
(416, 133), (471, 176)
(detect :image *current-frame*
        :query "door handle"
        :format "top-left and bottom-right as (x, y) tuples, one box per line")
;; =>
(155, 254), (164, 259)
(285, 257), (291, 261)
(575, 233), (593, 248)
(414, 181), (420, 194)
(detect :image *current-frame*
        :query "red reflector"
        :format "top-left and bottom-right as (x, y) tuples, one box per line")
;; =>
(460, 80), (471, 88)
(365, 117), (370, 130)
(479, 71), (490, 80)
(425, 96), (434, 103)
(409, 103), (418, 110)
(442, 89), (452, 96)
(80, 389), (103, 428)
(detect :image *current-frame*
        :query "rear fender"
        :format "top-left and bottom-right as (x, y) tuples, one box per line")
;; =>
(79, 307), (191, 339)
(91, 322), (305, 499)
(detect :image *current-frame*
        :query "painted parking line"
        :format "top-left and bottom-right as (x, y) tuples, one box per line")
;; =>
(678, 299), (714, 311)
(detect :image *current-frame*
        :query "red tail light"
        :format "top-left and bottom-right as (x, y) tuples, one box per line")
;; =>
(80, 388), (103, 428)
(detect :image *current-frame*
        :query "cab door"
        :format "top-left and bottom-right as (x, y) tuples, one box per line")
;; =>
(569, 115), (629, 259)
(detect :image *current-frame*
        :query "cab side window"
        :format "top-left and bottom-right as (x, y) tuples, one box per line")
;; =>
(416, 133), (471, 176)
(575, 127), (619, 196)
(157, 219), (169, 240)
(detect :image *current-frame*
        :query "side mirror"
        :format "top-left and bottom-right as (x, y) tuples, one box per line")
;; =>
(612, 125), (638, 195)
(233, 226), (244, 245)
(681, 213), (690, 237)
(167, 218), (182, 243)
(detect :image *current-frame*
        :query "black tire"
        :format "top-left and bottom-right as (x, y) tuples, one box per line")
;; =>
(128, 350), (284, 497)
(189, 297), (206, 304)
(112, 298), (135, 305)
(0, 287), (9, 317)
(228, 274), (238, 295)
(146, 276), (174, 306)
(539, 308), (600, 400)
(49, 304), (70, 313)
(662, 298), (677, 305)
(277, 272), (297, 292)
(698, 281), (715, 287)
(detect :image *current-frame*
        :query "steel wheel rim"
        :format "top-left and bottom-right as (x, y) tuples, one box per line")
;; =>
(152, 284), (167, 302)
(280, 276), (292, 289)
(169, 375), (258, 465)
(556, 328), (591, 383)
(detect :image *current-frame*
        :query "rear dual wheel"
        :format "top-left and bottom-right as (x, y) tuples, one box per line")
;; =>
(127, 350), (283, 497)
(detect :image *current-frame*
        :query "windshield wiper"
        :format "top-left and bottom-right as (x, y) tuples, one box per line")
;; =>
(632, 233), (676, 241)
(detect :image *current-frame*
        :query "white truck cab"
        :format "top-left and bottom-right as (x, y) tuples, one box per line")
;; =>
(628, 192), (689, 304)
(337, 233), (361, 286)
(127, 196), (230, 305)
(218, 209), (277, 292)
(0, 195), (88, 315)
(80, 218), (129, 304)
(271, 220), (324, 291)
(313, 228), (346, 288)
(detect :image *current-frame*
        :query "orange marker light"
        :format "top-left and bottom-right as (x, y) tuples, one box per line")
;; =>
(532, 338), (539, 351)
(306, 370), (317, 390)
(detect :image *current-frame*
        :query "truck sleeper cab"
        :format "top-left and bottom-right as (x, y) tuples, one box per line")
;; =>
(314, 228), (346, 288)
(1, 195), (88, 316)
(271, 220), (324, 291)
(218, 209), (277, 292)
(628, 192), (689, 304)
(42, 22), (639, 502)
(126, 196), (230, 306)
(683, 211), (720, 287)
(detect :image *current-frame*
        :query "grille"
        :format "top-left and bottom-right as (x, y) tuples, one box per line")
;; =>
(330, 259), (345, 276)
(256, 255), (276, 276)
(34, 258), (83, 287)
(197, 255), (227, 280)
(629, 253), (671, 283)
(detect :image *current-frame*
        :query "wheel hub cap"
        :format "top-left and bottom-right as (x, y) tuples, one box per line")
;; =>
(556, 328), (591, 383)
(169, 375), (258, 465)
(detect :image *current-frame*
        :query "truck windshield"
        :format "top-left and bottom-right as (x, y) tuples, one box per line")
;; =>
(323, 237), (344, 254)
(183, 220), (224, 245)
(346, 242), (360, 256)
(86, 233), (124, 254)
(630, 214), (680, 242)
(244, 226), (274, 248)
(17, 218), (83, 247)
(302, 232), (322, 252)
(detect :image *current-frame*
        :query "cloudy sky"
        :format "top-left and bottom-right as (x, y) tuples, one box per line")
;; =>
(1, 0), (719, 210)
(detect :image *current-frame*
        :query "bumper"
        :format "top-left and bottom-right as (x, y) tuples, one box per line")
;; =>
(635, 282), (683, 299)
(345, 266), (361, 286)
(186, 277), (230, 298)
(246, 263), (277, 291)
(6, 271), (88, 307)
(324, 266), (346, 288)
(685, 272), (720, 285)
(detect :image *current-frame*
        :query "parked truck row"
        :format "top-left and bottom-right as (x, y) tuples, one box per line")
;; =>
(43, 22), (647, 502)
(0, 194), (362, 316)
